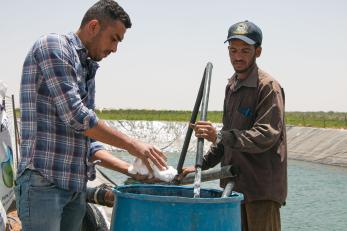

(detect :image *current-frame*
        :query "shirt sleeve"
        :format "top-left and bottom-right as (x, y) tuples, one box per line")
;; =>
(89, 139), (106, 158)
(33, 34), (98, 132)
(222, 81), (285, 153)
(201, 141), (224, 170)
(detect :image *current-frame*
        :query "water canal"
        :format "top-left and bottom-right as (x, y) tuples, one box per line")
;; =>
(99, 151), (347, 231)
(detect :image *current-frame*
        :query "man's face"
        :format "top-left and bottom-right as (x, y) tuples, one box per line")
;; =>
(88, 20), (126, 61)
(228, 39), (261, 73)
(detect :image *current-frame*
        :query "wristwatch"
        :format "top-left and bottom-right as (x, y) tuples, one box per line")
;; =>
(215, 130), (223, 144)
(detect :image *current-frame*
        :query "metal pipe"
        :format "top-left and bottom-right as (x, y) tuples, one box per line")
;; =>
(195, 62), (213, 168)
(11, 95), (20, 169)
(176, 74), (206, 174)
(86, 184), (115, 207)
(221, 181), (234, 198)
(178, 165), (238, 185)
(193, 63), (213, 198)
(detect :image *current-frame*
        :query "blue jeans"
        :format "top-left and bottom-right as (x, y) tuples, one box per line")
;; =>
(14, 170), (86, 231)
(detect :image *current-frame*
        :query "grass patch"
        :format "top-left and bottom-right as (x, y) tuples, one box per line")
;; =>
(95, 109), (224, 123)
(96, 109), (347, 129)
(285, 111), (347, 128)
(16, 109), (347, 129)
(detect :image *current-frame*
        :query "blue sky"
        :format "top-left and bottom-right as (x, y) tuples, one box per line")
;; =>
(1, 0), (346, 111)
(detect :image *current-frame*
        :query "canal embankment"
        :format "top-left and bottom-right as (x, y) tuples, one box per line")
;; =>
(103, 121), (347, 167)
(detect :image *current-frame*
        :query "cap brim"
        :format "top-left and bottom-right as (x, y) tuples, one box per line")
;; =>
(224, 35), (256, 45)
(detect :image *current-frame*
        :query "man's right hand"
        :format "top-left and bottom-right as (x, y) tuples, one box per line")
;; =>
(129, 139), (167, 172)
(85, 120), (167, 172)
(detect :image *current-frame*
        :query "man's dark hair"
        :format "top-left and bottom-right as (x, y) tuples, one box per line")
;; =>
(80, 0), (132, 29)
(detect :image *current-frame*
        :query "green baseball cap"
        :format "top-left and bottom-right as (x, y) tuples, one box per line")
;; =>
(225, 20), (263, 46)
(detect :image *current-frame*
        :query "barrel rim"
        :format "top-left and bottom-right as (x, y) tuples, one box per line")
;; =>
(113, 184), (244, 204)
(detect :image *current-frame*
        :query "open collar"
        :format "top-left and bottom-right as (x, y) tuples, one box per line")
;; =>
(66, 32), (99, 70)
(229, 64), (258, 92)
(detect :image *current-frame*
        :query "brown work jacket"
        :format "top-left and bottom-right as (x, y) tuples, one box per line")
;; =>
(202, 64), (287, 205)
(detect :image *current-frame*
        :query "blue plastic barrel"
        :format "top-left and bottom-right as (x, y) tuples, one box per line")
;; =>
(111, 184), (244, 231)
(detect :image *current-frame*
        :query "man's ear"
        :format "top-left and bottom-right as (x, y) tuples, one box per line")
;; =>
(86, 19), (101, 36)
(255, 46), (262, 57)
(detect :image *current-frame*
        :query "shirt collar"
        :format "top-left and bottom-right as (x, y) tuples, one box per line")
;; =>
(66, 32), (99, 70)
(229, 64), (258, 92)
(66, 32), (86, 52)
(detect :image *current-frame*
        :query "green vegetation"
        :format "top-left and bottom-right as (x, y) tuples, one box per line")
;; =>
(16, 109), (347, 129)
(285, 111), (347, 129)
(95, 109), (224, 123)
(96, 109), (347, 129)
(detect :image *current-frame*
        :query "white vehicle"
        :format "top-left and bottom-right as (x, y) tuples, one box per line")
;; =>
(0, 81), (17, 230)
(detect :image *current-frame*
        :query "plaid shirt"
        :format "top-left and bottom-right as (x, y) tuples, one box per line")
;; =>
(18, 32), (105, 192)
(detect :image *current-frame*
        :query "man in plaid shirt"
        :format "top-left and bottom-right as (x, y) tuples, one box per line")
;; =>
(15, 1), (167, 230)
